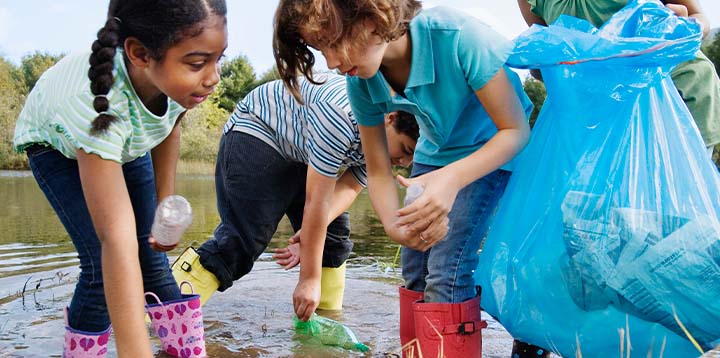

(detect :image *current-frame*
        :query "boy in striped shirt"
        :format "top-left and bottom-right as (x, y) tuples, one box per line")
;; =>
(173, 73), (419, 320)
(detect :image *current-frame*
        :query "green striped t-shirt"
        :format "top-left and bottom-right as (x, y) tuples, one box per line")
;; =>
(13, 50), (186, 163)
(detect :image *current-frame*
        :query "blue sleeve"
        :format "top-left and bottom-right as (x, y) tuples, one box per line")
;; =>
(346, 77), (385, 126)
(457, 18), (513, 91)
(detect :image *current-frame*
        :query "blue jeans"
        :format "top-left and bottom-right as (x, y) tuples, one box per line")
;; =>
(198, 131), (353, 291)
(401, 162), (510, 303)
(27, 145), (180, 332)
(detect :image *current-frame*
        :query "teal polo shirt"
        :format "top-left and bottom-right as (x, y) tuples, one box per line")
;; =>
(347, 6), (533, 168)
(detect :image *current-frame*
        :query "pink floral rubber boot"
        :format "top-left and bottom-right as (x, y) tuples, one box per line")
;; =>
(145, 281), (206, 358)
(63, 307), (111, 358)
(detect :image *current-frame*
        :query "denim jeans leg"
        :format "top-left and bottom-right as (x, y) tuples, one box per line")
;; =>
(198, 132), (307, 291)
(29, 148), (109, 332)
(401, 162), (511, 303)
(122, 154), (181, 301)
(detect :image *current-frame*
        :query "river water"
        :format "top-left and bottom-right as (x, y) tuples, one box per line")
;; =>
(0, 170), (517, 357)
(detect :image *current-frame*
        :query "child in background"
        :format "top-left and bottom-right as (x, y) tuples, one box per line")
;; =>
(172, 74), (419, 321)
(518, 0), (720, 158)
(12, 0), (227, 356)
(274, 1), (533, 357)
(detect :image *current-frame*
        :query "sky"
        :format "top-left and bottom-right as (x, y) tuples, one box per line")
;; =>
(0, 0), (719, 74)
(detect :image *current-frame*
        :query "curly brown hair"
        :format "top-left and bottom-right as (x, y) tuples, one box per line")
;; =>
(273, 0), (421, 102)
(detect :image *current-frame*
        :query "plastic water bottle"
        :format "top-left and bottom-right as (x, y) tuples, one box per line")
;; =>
(294, 313), (369, 352)
(151, 195), (192, 246)
(404, 183), (424, 206)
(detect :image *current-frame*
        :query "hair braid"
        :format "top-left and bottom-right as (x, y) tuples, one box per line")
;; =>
(88, 17), (121, 135)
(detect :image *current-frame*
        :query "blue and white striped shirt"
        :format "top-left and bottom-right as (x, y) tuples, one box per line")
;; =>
(224, 74), (367, 186)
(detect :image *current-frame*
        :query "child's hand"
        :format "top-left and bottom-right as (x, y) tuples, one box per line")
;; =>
(148, 235), (178, 252)
(665, 3), (689, 17)
(391, 215), (449, 251)
(272, 233), (301, 269)
(293, 277), (320, 321)
(395, 173), (458, 243)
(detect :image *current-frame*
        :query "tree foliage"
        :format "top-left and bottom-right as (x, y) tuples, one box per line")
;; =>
(20, 52), (63, 94)
(213, 55), (257, 112)
(0, 56), (29, 168)
(523, 76), (547, 128)
(703, 31), (720, 76)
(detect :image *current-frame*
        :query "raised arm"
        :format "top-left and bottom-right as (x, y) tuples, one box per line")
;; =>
(517, 0), (547, 26)
(76, 150), (153, 358)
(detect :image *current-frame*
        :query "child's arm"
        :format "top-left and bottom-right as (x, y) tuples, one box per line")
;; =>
(396, 69), (530, 229)
(294, 168), (346, 321)
(517, 0), (547, 26)
(274, 170), (363, 269)
(358, 124), (448, 250)
(663, 0), (710, 38)
(151, 113), (184, 201)
(76, 150), (153, 358)
(149, 114), (184, 251)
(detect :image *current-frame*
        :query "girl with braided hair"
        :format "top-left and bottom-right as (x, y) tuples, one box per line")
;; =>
(13, 0), (227, 356)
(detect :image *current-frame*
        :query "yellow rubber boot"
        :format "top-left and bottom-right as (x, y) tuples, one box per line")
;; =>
(171, 246), (220, 306)
(318, 262), (346, 311)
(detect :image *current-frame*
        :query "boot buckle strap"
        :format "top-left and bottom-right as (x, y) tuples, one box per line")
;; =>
(181, 261), (192, 272)
(443, 320), (483, 335)
(458, 321), (476, 335)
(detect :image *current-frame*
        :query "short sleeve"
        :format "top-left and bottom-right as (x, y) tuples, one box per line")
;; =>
(527, 0), (545, 18)
(457, 19), (513, 91)
(349, 165), (367, 187)
(66, 93), (130, 163)
(305, 102), (355, 178)
(346, 76), (386, 126)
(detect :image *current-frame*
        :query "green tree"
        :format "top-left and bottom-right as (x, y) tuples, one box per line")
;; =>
(254, 66), (280, 88)
(0, 56), (28, 169)
(179, 101), (229, 162)
(701, 30), (718, 73)
(20, 51), (63, 94)
(523, 76), (547, 128)
(214, 55), (257, 112)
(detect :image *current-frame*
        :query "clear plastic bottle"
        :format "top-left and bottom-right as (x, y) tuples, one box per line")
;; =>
(293, 313), (369, 352)
(151, 195), (192, 246)
(403, 183), (424, 206)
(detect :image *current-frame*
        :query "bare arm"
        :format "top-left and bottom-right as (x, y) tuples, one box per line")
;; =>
(151, 112), (184, 201)
(293, 168), (339, 320)
(357, 124), (444, 250)
(149, 113), (184, 251)
(397, 69), (530, 230)
(517, 0), (547, 26)
(664, 0), (710, 38)
(77, 150), (153, 358)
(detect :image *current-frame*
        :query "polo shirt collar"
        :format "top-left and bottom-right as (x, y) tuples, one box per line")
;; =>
(366, 10), (435, 104)
(406, 11), (435, 88)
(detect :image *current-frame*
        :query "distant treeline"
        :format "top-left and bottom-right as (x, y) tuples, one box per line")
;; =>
(1, 31), (719, 170)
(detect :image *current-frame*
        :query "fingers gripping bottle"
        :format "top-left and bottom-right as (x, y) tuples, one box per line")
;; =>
(403, 183), (424, 207)
(152, 195), (193, 246)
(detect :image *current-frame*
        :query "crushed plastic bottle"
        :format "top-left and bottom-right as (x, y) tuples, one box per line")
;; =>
(293, 313), (369, 352)
(151, 195), (192, 246)
(403, 183), (424, 207)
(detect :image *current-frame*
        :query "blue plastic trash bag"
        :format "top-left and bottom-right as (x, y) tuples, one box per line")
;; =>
(475, 0), (720, 356)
